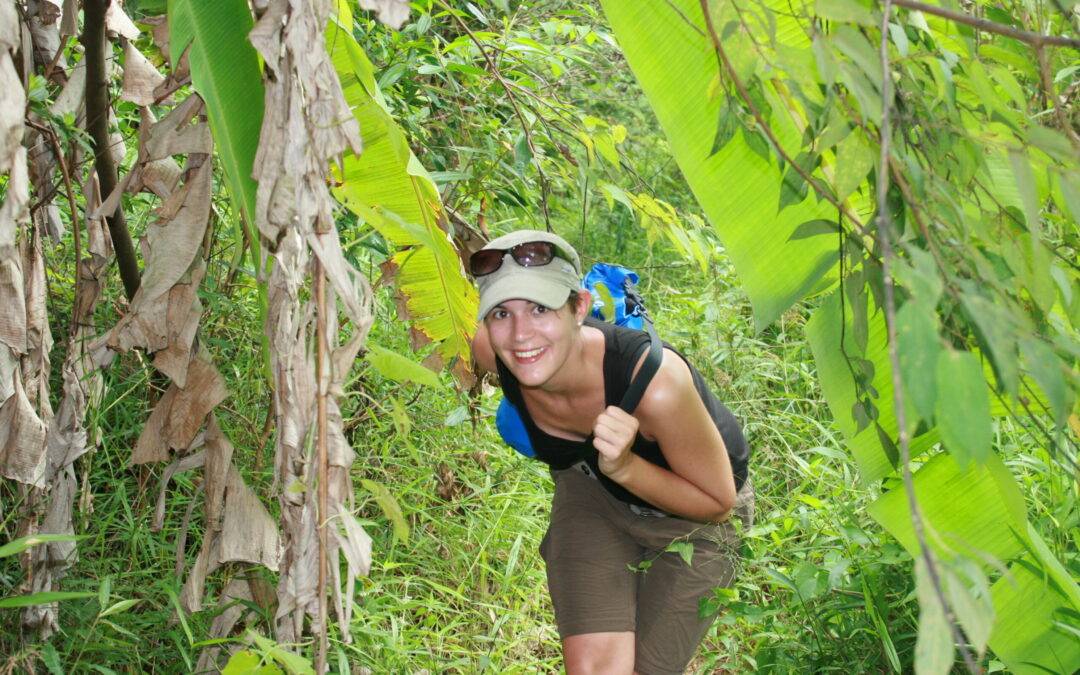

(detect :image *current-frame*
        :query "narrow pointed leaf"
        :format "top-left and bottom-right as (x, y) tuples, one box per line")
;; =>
(168, 0), (263, 234)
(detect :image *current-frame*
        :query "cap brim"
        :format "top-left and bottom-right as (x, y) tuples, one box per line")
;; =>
(477, 267), (577, 319)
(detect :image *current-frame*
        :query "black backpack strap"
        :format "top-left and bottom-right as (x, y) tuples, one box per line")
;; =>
(618, 318), (662, 414)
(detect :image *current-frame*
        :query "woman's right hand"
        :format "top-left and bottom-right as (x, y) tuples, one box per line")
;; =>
(593, 405), (638, 481)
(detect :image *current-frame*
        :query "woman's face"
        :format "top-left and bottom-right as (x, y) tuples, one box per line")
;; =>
(483, 298), (582, 388)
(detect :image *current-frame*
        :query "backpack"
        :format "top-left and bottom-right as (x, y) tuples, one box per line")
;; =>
(494, 262), (662, 459)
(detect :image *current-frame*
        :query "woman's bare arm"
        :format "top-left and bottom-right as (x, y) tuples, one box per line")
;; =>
(471, 322), (497, 374)
(602, 350), (738, 522)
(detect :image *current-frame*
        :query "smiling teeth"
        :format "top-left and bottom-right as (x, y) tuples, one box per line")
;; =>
(514, 348), (543, 358)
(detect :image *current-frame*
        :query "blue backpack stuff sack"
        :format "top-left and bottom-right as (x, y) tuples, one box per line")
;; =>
(584, 263), (646, 329)
(493, 262), (659, 459)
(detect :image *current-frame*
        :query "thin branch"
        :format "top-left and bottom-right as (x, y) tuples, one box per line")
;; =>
(875, 2), (980, 672)
(82, 0), (140, 301)
(436, 0), (552, 230)
(1035, 45), (1080, 150)
(892, 0), (1080, 49)
(314, 261), (329, 674)
(698, 0), (872, 243)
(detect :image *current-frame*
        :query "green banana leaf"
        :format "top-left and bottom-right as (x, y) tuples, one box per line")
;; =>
(327, 12), (477, 364)
(988, 525), (1080, 674)
(599, 0), (840, 331)
(168, 0), (263, 239)
(867, 451), (1027, 565)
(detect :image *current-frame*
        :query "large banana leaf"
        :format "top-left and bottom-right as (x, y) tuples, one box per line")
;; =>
(867, 452), (1027, 565)
(988, 526), (1080, 674)
(168, 0), (263, 234)
(599, 0), (839, 331)
(327, 13), (476, 364)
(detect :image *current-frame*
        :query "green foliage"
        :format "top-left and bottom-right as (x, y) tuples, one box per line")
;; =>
(599, 0), (840, 331)
(328, 8), (479, 366)
(5, 0), (1077, 672)
(364, 344), (445, 388)
(0, 534), (83, 559)
(167, 0), (264, 244)
(597, 0), (1079, 671)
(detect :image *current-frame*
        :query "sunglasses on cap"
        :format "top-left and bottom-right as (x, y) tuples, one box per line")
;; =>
(469, 241), (574, 277)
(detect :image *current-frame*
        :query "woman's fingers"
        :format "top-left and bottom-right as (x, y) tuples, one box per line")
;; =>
(592, 406), (638, 459)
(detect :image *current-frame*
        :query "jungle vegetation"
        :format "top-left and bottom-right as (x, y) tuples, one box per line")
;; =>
(0, 0), (1077, 672)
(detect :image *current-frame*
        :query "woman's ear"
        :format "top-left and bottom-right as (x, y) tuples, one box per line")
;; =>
(574, 289), (592, 325)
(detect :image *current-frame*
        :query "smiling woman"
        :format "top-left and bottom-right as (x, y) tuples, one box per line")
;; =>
(470, 230), (753, 674)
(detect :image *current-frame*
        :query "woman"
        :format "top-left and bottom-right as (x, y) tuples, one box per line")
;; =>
(470, 229), (753, 674)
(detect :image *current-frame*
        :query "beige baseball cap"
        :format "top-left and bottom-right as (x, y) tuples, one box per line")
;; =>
(475, 230), (582, 319)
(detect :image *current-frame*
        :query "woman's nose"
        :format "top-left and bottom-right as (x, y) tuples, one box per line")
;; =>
(511, 315), (533, 342)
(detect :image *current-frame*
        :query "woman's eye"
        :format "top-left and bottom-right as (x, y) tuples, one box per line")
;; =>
(533, 305), (548, 314)
(493, 309), (508, 319)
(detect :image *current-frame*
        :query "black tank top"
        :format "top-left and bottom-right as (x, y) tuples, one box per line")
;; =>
(495, 318), (750, 509)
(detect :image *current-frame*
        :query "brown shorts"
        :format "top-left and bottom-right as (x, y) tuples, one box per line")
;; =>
(540, 465), (754, 675)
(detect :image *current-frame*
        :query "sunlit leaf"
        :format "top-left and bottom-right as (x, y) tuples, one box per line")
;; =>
(168, 0), (263, 242)
(0, 591), (95, 609)
(365, 345), (443, 388)
(815, 0), (878, 26)
(935, 350), (991, 467)
(328, 15), (477, 364)
(0, 534), (83, 558)
(834, 127), (873, 201)
(600, 0), (840, 331)
(360, 479), (410, 545)
(867, 452), (1027, 564)
(897, 300), (940, 425)
(914, 557), (954, 675)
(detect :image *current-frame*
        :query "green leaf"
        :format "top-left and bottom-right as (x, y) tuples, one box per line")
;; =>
(99, 574), (112, 613)
(959, 289), (1019, 397)
(988, 530), (1080, 675)
(248, 630), (315, 675)
(599, 182), (635, 214)
(943, 563), (994, 658)
(600, 0), (840, 331)
(832, 26), (882, 92)
(709, 98), (738, 156)
(807, 290), (927, 482)
(0, 534), (83, 558)
(594, 130), (620, 166)
(665, 540), (695, 567)
(834, 127), (873, 201)
(99, 598), (141, 618)
(168, 0), (264, 246)
(894, 246), (942, 308)
(867, 452), (1027, 565)
(1059, 172), (1080, 225)
(914, 556), (954, 675)
(0, 591), (95, 609)
(787, 219), (839, 241)
(41, 643), (63, 675)
(897, 300), (940, 424)
(815, 0), (878, 27)
(778, 153), (813, 212)
(328, 16), (478, 363)
(223, 649), (282, 675)
(365, 345), (444, 388)
(360, 479), (410, 545)
(1008, 150), (1040, 234)
(1019, 338), (1069, 426)
(934, 350), (992, 467)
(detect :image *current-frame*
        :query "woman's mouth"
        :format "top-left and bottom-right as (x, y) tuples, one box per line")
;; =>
(512, 347), (545, 364)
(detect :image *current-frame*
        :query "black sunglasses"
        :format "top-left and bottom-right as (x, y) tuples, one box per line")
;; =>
(470, 241), (570, 277)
